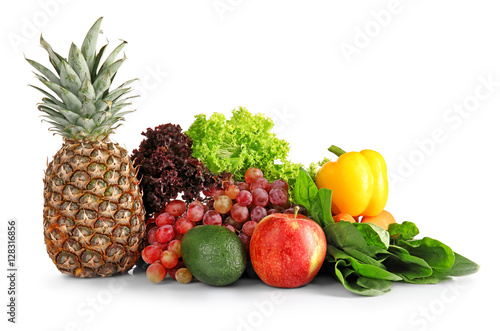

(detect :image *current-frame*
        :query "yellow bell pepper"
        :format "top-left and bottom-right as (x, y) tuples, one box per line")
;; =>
(315, 145), (388, 217)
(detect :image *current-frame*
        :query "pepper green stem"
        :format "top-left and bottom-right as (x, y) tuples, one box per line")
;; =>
(328, 145), (346, 157)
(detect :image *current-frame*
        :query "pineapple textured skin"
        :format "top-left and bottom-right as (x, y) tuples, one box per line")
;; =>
(43, 139), (145, 277)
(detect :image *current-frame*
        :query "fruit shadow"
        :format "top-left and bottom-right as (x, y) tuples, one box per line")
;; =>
(50, 267), (364, 299)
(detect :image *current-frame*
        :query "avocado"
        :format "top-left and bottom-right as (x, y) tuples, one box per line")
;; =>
(181, 225), (247, 286)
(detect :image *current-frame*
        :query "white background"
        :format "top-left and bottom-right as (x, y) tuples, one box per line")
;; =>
(1, 1), (499, 330)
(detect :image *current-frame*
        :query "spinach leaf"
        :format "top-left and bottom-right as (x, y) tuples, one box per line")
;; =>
(397, 237), (455, 271)
(344, 248), (387, 268)
(329, 259), (392, 296)
(353, 222), (390, 250)
(356, 277), (393, 292)
(383, 245), (433, 280)
(324, 221), (373, 257)
(433, 252), (480, 278)
(328, 246), (401, 281)
(400, 275), (440, 284)
(292, 168), (334, 228)
(309, 188), (335, 228)
(388, 221), (419, 240)
(293, 168), (318, 212)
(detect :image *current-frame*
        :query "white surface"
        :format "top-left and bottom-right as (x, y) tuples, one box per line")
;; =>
(1, 1), (498, 330)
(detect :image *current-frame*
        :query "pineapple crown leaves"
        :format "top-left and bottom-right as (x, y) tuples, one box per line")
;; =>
(26, 17), (138, 141)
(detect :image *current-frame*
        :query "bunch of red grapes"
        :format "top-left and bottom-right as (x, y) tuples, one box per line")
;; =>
(141, 167), (303, 284)
(204, 167), (302, 249)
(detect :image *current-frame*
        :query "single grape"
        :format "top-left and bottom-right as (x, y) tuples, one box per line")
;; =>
(145, 221), (157, 237)
(270, 179), (289, 192)
(245, 167), (263, 184)
(231, 204), (249, 223)
(167, 239), (182, 258)
(187, 204), (204, 222)
(153, 241), (169, 251)
(283, 208), (295, 214)
(168, 260), (185, 280)
(160, 250), (179, 269)
(213, 189), (224, 199)
(236, 181), (250, 191)
(224, 184), (240, 200)
(156, 225), (175, 243)
(175, 268), (193, 284)
(155, 212), (176, 227)
(223, 224), (236, 233)
(236, 190), (253, 207)
(213, 195), (233, 214)
(268, 188), (288, 206)
(165, 200), (186, 217)
(189, 200), (204, 207)
(251, 206), (267, 223)
(252, 188), (269, 207)
(239, 233), (251, 251)
(147, 226), (159, 245)
(225, 216), (243, 230)
(242, 221), (258, 237)
(175, 216), (194, 234)
(203, 210), (223, 226)
(146, 262), (166, 283)
(250, 177), (270, 192)
(267, 209), (278, 215)
(141, 245), (163, 264)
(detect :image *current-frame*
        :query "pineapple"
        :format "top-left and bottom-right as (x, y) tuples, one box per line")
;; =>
(27, 18), (146, 277)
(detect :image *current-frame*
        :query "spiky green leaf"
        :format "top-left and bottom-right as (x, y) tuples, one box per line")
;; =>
(59, 60), (82, 95)
(93, 68), (112, 100)
(98, 41), (127, 76)
(81, 17), (103, 73)
(37, 104), (65, 120)
(59, 109), (83, 124)
(40, 34), (64, 74)
(96, 57), (125, 83)
(39, 100), (67, 112)
(109, 102), (132, 115)
(81, 97), (97, 117)
(25, 58), (60, 85)
(36, 74), (83, 113)
(29, 85), (63, 106)
(35, 73), (62, 98)
(114, 78), (138, 90)
(91, 42), (108, 80)
(57, 86), (83, 113)
(78, 77), (96, 102)
(103, 86), (131, 102)
(76, 117), (98, 133)
(68, 43), (90, 83)
(91, 111), (112, 126)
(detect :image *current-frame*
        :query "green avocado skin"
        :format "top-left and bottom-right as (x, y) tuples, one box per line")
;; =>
(181, 225), (247, 286)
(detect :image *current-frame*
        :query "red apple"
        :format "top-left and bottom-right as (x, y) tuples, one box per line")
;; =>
(249, 212), (327, 288)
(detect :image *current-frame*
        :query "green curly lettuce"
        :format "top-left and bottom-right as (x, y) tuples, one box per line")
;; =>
(185, 107), (301, 191)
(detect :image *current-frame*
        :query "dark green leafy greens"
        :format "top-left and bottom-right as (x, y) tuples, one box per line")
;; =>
(293, 168), (480, 296)
(293, 168), (334, 228)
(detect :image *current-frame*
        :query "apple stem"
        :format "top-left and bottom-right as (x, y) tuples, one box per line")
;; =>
(293, 205), (299, 219)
